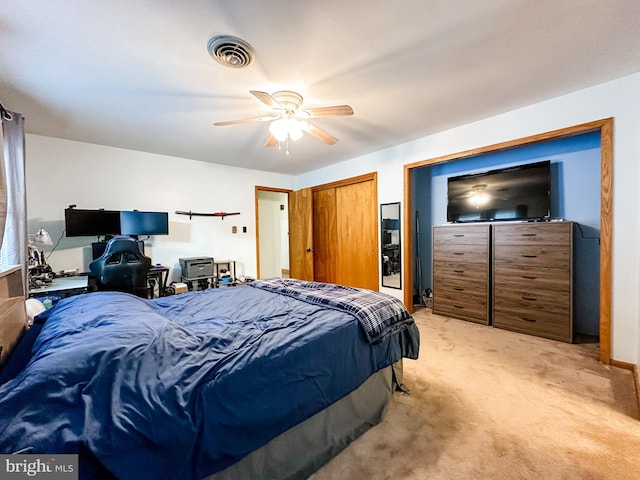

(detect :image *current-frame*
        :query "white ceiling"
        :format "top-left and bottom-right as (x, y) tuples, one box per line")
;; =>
(2, 1), (639, 175)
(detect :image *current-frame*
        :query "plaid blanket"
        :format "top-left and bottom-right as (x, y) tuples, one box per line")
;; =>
(249, 278), (414, 344)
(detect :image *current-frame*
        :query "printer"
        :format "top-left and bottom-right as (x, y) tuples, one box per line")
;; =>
(179, 257), (214, 279)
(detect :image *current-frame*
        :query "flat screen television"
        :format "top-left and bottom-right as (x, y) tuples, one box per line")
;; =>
(447, 160), (551, 223)
(64, 208), (121, 237)
(119, 210), (169, 236)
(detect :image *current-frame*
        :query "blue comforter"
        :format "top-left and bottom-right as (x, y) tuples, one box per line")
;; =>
(0, 284), (418, 479)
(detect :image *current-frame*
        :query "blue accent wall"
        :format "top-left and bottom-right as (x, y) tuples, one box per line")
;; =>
(413, 131), (601, 336)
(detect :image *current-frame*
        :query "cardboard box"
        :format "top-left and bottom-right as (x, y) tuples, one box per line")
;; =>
(173, 283), (188, 294)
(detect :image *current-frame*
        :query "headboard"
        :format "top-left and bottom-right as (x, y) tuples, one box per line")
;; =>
(0, 265), (28, 368)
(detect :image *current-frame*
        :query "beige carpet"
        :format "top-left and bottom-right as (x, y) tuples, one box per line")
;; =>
(310, 309), (640, 480)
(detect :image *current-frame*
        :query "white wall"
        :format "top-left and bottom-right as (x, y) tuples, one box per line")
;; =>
(25, 136), (294, 282)
(296, 72), (640, 365)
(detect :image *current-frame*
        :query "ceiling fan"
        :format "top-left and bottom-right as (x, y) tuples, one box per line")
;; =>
(214, 90), (354, 151)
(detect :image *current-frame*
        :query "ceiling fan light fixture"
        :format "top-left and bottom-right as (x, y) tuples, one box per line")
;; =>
(269, 119), (305, 142)
(269, 119), (288, 142)
(287, 120), (304, 142)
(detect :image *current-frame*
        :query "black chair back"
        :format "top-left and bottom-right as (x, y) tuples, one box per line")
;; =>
(89, 236), (152, 298)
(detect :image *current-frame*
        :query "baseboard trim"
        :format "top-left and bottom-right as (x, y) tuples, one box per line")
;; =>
(634, 364), (640, 420)
(610, 359), (634, 370)
(609, 360), (639, 420)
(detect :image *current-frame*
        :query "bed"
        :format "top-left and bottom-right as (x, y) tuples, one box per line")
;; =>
(0, 277), (419, 479)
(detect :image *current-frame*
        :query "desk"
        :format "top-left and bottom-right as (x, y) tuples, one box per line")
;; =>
(181, 275), (214, 291)
(148, 266), (170, 298)
(214, 260), (236, 287)
(28, 276), (89, 306)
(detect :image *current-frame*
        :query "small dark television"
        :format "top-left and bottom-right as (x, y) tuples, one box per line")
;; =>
(119, 210), (169, 236)
(64, 208), (121, 237)
(447, 160), (551, 223)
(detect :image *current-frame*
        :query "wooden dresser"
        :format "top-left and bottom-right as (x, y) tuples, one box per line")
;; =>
(492, 222), (573, 342)
(0, 265), (27, 368)
(432, 224), (490, 325)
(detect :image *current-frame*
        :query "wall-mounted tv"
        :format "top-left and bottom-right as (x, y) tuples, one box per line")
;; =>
(119, 210), (169, 236)
(64, 208), (121, 237)
(447, 160), (551, 223)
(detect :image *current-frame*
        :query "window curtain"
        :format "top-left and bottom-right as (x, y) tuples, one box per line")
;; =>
(0, 104), (27, 289)
(0, 119), (6, 253)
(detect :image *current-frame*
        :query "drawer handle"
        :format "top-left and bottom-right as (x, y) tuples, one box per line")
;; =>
(453, 234), (465, 237)
(521, 296), (537, 301)
(453, 305), (465, 309)
(453, 287), (464, 292)
(453, 252), (465, 255)
(453, 270), (465, 273)
(521, 275), (537, 280)
(521, 317), (537, 323)
(521, 233), (537, 237)
(522, 255), (538, 258)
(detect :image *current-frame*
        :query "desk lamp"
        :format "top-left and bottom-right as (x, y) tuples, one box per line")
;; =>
(28, 228), (53, 266)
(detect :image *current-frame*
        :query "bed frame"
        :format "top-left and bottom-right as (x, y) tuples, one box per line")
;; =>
(208, 365), (397, 480)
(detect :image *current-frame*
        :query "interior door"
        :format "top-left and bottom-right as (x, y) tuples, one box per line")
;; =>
(288, 188), (314, 280)
(336, 180), (378, 290)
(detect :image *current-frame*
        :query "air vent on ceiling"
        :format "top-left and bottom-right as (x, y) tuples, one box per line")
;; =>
(207, 35), (255, 68)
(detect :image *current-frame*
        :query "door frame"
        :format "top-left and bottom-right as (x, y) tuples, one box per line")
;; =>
(403, 118), (613, 364)
(255, 186), (292, 280)
(282, 172), (379, 286)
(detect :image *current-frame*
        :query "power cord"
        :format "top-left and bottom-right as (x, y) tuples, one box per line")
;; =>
(575, 223), (600, 244)
(45, 229), (65, 260)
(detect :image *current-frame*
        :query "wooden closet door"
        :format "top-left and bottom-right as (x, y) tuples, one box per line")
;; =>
(336, 180), (378, 290)
(289, 175), (378, 289)
(288, 188), (314, 281)
(312, 188), (337, 283)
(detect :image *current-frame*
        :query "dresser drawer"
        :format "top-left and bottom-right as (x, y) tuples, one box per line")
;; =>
(493, 284), (570, 315)
(434, 261), (488, 282)
(433, 225), (490, 245)
(433, 243), (489, 263)
(493, 244), (570, 268)
(433, 294), (488, 324)
(493, 306), (571, 342)
(493, 264), (570, 292)
(434, 277), (487, 298)
(493, 222), (572, 246)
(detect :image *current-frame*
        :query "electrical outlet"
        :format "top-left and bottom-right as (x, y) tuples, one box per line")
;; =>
(242, 226), (247, 233)
(232, 226), (237, 234)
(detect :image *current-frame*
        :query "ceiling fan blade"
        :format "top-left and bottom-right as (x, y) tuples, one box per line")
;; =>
(250, 90), (284, 109)
(213, 114), (279, 126)
(301, 122), (339, 145)
(264, 134), (278, 147)
(303, 105), (354, 118)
